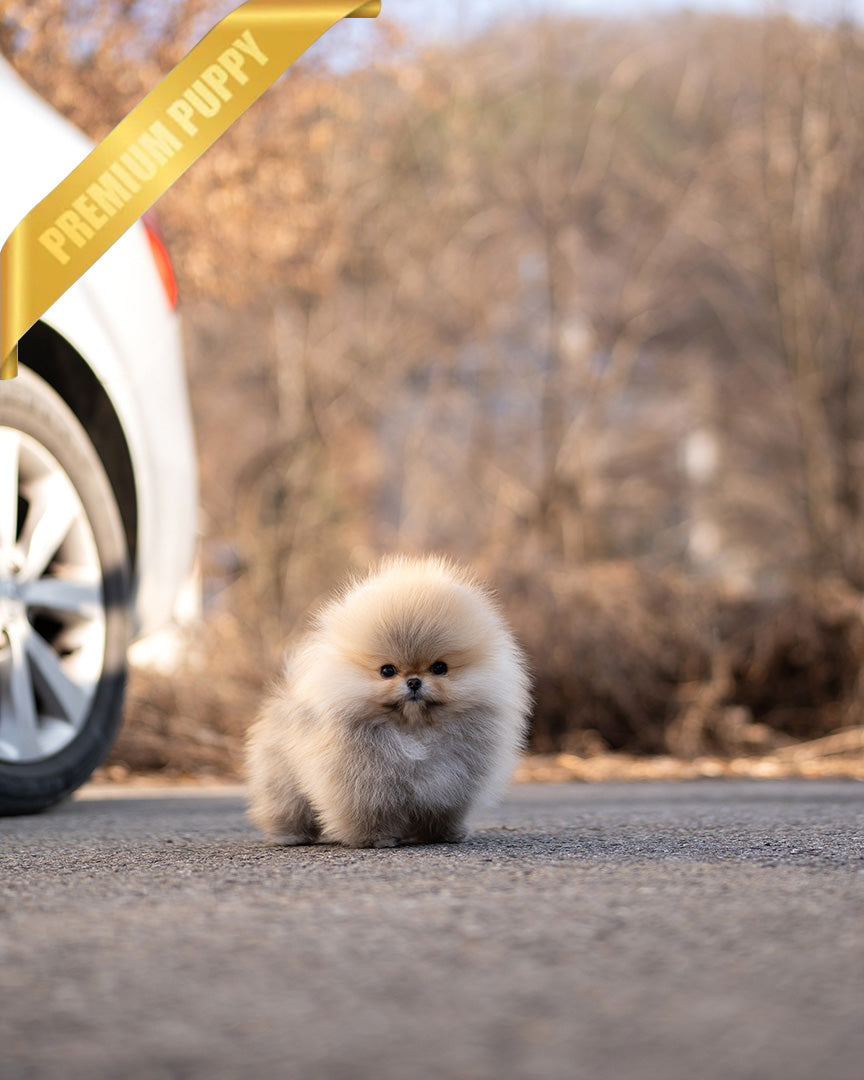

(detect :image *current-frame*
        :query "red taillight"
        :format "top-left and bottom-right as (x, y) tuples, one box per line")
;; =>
(143, 212), (179, 310)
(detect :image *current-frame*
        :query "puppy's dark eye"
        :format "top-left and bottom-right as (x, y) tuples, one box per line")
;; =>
(430, 661), (448, 676)
(380, 664), (398, 679)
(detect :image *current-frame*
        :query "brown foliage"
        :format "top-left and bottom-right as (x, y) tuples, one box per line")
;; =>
(506, 564), (712, 755)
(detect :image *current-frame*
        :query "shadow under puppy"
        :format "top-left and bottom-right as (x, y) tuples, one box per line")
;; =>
(246, 556), (531, 848)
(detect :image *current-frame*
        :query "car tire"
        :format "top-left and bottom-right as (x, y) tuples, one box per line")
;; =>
(0, 366), (130, 814)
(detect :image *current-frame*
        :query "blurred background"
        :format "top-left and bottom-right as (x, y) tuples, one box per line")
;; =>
(3, 0), (864, 779)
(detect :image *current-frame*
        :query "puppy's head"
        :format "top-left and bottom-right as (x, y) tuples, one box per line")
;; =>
(307, 556), (518, 727)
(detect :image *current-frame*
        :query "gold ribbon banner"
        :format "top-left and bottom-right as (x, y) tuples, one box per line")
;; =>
(0, 0), (380, 380)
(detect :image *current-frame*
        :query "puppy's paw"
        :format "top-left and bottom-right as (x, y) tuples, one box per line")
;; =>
(340, 835), (402, 848)
(435, 827), (468, 844)
(269, 832), (316, 847)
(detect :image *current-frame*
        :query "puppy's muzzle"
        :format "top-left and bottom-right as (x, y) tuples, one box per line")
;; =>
(406, 677), (423, 700)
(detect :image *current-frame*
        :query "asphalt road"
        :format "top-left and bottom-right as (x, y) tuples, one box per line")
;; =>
(1, 779), (862, 1080)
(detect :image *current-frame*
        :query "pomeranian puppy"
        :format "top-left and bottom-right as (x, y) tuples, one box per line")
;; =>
(245, 556), (531, 848)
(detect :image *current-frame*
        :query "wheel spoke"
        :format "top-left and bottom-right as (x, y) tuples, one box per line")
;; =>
(21, 577), (102, 619)
(25, 627), (88, 726)
(17, 474), (80, 583)
(0, 425), (112, 766)
(0, 428), (20, 555)
(5, 629), (42, 760)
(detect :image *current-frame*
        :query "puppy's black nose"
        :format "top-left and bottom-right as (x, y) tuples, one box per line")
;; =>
(406, 677), (422, 694)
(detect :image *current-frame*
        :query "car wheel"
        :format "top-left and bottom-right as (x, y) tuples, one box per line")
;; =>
(0, 366), (130, 814)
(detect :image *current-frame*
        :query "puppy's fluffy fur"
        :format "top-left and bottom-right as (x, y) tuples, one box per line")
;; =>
(245, 556), (531, 848)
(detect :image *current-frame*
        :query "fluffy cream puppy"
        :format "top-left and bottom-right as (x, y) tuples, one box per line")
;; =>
(245, 556), (531, 848)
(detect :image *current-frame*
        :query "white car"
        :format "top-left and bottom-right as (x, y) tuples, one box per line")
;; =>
(0, 58), (198, 813)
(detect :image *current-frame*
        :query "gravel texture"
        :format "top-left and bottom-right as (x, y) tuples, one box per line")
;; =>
(1, 779), (862, 1080)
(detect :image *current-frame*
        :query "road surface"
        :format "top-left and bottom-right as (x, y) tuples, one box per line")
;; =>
(1, 779), (862, 1080)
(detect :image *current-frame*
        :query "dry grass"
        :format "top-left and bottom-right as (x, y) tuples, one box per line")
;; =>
(516, 735), (864, 784)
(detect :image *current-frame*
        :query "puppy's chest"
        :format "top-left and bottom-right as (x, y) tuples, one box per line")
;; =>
(347, 724), (477, 808)
(374, 725), (460, 775)
(389, 728), (435, 764)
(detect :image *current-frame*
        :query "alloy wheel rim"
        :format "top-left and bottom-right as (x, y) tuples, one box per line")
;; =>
(0, 427), (106, 763)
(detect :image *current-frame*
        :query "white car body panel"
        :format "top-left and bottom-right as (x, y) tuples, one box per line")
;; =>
(0, 57), (198, 640)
